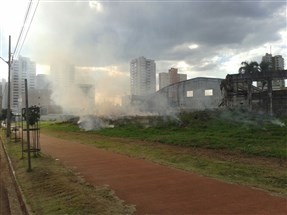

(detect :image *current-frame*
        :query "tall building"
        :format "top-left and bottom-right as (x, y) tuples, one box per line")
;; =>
(272, 55), (284, 71)
(159, 68), (187, 90)
(261, 53), (285, 89)
(2, 79), (8, 109)
(262, 53), (273, 70)
(130, 56), (156, 96)
(159, 72), (170, 89)
(262, 53), (285, 71)
(169, 68), (179, 84)
(11, 56), (36, 113)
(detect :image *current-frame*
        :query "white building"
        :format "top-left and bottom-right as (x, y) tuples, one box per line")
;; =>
(273, 55), (284, 71)
(130, 56), (156, 96)
(11, 56), (36, 113)
(1, 79), (7, 109)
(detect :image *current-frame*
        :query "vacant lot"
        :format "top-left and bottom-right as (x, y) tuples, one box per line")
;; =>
(41, 110), (287, 196)
(4, 110), (286, 214)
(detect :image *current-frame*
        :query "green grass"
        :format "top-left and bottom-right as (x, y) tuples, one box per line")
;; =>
(4, 132), (135, 215)
(41, 111), (287, 159)
(94, 112), (287, 159)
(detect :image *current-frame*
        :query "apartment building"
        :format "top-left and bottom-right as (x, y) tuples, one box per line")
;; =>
(11, 56), (36, 113)
(130, 56), (156, 96)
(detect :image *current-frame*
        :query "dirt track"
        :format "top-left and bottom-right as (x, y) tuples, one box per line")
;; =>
(0, 139), (24, 215)
(40, 134), (287, 215)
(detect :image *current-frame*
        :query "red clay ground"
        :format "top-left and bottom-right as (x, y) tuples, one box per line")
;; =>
(0, 140), (24, 215)
(40, 134), (287, 215)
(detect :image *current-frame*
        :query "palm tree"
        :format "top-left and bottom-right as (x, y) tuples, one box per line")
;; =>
(259, 61), (271, 72)
(238, 61), (260, 74)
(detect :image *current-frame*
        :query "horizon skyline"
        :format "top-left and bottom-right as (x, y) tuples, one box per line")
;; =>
(1, 0), (286, 100)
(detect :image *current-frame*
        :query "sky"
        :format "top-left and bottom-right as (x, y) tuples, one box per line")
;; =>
(0, 0), (286, 96)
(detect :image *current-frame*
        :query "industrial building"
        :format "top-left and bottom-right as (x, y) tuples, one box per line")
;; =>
(138, 77), (224, 113)
(220, 70), (287, 116)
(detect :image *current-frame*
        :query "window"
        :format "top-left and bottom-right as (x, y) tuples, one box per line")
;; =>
(205, 89), (213, 96)
(186, 90), (193, 97)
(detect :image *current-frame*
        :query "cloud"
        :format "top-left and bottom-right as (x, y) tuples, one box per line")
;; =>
(17, 1), (286, 80)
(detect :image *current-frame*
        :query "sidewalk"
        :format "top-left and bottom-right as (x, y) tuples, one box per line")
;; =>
(40, 134), (287, 215)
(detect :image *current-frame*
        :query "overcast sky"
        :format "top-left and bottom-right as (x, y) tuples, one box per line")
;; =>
(1, 0), (286, 89)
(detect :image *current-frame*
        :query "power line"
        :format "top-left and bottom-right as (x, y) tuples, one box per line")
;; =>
(14, 0), (40, 59)
(13, 0), (33, 59)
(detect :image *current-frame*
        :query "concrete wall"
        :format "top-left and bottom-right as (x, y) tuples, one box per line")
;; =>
(155, 77), (224, 111)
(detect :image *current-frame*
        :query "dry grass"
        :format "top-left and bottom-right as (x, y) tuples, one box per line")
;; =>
(6, 137), (135, 215)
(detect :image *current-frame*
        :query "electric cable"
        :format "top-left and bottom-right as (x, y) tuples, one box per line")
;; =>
(13, 0), (33, 60)
(15, 0), (40, 59)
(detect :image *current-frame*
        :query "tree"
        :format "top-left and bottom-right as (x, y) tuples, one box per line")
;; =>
(0, 109), (13, 121)
(259, 61), (271, 73)
(238, 61), (260, 74)
(22, 106), (40, 126)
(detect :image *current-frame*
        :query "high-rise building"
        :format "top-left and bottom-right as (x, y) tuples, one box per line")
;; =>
(261, 53), (285, 89)
(262, 53), (273, 70)
(11, 56), (36, 112)
(262, 53), (285, 71)
(130, 56), (156, 96)
(272, 55), (284, 71)
(159, 72), (170, 89)
(169, 68), (179, 84)
(2, 79), (8, 109)
(159, 68), (187, 90)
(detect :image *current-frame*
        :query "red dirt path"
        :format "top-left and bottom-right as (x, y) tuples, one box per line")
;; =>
(40, 134), (287, 215)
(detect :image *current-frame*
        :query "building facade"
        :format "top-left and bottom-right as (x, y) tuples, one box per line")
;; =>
(261, 53), (285, 89)
(145, 77), (223, 113)
(159, 72), (170, 89)
(221, 70), (287, 116)
(273, 55), (284, 71)
(130, 56), (156, 96)
(159, 68), (187, 89)
(11, 56), (36, 113)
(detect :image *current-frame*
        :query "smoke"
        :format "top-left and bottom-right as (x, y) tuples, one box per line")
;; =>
(78, 115), (113, 131)
(271, 119), (285, 127)
(220, 109), (286, 127)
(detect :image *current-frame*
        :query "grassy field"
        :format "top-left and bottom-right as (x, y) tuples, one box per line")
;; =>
(3, 131), (135, 215)
(40, 110), (287, 196)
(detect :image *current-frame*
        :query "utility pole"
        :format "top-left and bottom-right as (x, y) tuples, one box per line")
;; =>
(25, 79), (31, 171)
(7, 35), (11, 138)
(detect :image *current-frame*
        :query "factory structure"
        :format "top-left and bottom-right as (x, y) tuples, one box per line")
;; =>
(129, 54), (287, 116)
(220, 54), (287, 116)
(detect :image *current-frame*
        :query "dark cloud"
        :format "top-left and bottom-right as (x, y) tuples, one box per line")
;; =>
(24, 1), (286, 74)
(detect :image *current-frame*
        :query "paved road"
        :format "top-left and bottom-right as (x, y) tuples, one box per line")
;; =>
(41, 134), (287, 215)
